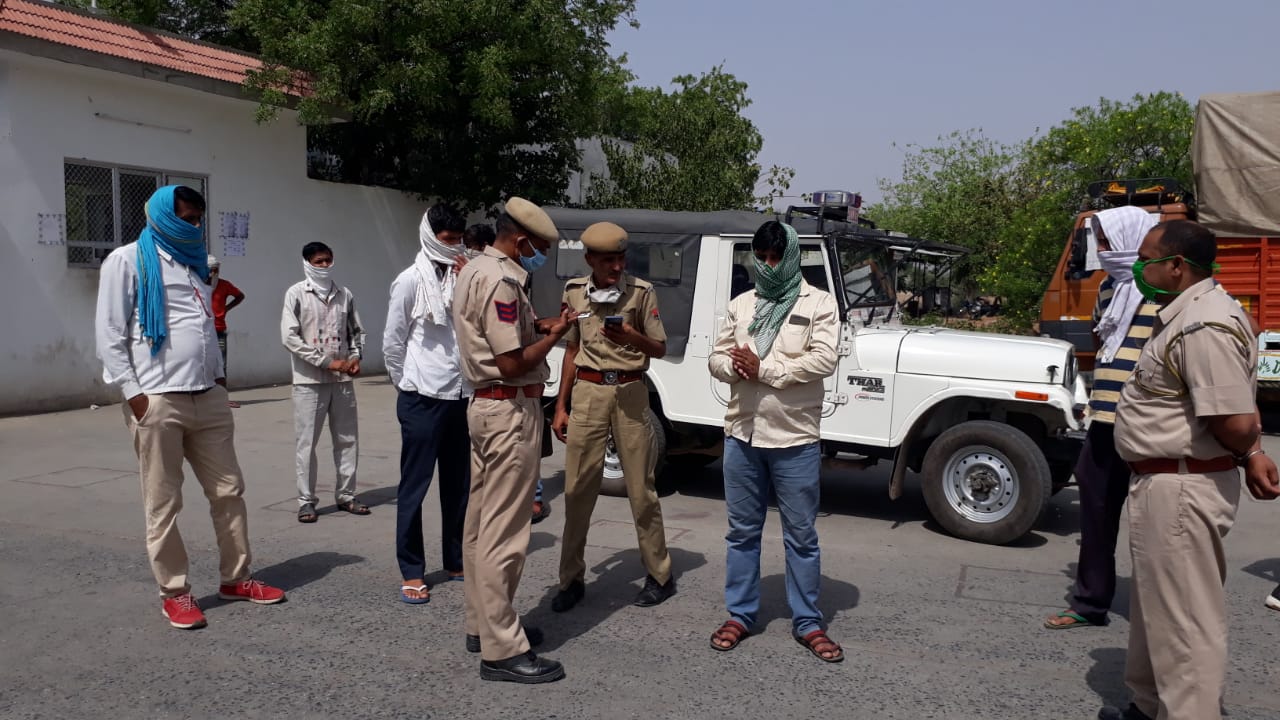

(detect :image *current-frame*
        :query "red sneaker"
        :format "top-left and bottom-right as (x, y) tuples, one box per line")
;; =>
(218, 578), (286, 605)
(161, 594), (208, 629)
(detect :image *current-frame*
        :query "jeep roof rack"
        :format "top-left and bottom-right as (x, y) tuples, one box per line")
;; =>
(1084, 177), (1193, 210)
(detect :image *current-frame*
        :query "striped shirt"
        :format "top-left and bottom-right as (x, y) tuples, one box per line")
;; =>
(1088, 277), (1159, 424)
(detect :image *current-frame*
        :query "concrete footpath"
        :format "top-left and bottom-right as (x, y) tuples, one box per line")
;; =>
(1, 377), (1278, 719)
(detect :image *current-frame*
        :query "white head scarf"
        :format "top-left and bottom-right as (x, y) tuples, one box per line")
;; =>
(1091, 206), (1159, 364)
(303, 259), (335, 295)
(412, 212), (466, 326)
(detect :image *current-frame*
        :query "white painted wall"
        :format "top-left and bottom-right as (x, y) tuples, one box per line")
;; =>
(0, 50), (428, 414)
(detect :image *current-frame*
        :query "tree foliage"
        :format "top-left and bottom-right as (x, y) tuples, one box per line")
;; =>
(870, 92), (1195, 323)
(584, 66), (774, 212)
(228, 0), (638, 210)
(868, 130), (1022, 296)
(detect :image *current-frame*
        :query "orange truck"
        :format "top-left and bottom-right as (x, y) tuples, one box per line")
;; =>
(1039, 91), (1280, 394)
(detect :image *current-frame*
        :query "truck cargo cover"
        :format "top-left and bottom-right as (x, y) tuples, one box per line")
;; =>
(1193, 91), (1280, 236)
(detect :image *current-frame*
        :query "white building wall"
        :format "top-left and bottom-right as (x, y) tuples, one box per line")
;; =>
(0, 50), (428, 414)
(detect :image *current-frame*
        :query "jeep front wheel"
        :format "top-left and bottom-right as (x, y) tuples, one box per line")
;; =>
(920, 420), (1051, 545)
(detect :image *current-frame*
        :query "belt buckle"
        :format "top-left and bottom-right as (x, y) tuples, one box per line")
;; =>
(602, 370), (619, 386)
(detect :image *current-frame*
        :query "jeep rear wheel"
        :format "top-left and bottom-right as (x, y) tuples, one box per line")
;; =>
(600, 407), (667, 497)
(921, 420), (1051, 545)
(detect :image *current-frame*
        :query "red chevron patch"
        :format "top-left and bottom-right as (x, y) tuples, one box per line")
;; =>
(494, 300), (518, 324)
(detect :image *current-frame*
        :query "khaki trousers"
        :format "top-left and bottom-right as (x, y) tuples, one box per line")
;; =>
(462, 395), (541, 662)
(559, 380), (671, 590)
(1126, 469), (1240, 720)
(124, 386), (252, 598)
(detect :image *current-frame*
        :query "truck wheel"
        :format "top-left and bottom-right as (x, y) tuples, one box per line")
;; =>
(600, 407), (667, 497)
(921, 420), (1051, 545)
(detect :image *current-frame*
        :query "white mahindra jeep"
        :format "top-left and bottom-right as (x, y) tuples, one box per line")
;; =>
(530, 206), (1088, 545)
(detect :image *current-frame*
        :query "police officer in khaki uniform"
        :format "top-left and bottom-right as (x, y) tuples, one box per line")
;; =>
(550, 222), (675, 612)
(452, 197), (576, 684)
(1100, 220), (1280, 720)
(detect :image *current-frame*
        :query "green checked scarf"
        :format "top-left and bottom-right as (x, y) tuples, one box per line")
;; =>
(748, 223), (802, 357)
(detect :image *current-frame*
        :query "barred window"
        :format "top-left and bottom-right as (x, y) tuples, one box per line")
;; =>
(63, 162), (207, 268)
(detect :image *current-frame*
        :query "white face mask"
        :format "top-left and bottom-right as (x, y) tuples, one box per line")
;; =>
(304, 260), (334, 290)
(588, 286), (623, 304)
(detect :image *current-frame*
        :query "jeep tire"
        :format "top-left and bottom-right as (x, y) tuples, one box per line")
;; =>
(921, 420), (1051, 545)
(600, 407), (667, 497)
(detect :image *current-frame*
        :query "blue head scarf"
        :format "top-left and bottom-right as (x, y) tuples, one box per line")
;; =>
(136, 185), (209, 355)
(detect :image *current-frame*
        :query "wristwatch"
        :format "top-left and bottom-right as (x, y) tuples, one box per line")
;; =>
(1236, 449), (1266, 466)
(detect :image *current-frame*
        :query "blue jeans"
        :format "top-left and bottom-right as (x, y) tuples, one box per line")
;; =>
(722, 436), (823, 636)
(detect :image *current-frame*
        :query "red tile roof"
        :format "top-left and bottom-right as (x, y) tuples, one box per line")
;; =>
(0, 0), (264, 87)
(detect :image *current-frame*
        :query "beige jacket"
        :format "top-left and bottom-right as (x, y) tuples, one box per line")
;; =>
(281, 280), (365, 385)
(709, 281), (839, 448)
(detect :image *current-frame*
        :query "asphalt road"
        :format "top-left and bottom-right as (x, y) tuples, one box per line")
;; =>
(1, 377), (1278, 719)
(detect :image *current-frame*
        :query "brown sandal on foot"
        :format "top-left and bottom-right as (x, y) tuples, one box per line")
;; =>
(795, 629), (844, 663)
(710, 620), (749, 652)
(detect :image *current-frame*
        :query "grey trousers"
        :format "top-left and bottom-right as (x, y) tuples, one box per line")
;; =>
(293, 382), (359, 507)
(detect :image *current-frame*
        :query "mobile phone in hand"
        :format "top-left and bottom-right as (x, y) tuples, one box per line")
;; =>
(604, 315), (624, 329)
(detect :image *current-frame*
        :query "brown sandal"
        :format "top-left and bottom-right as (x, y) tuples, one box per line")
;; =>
(710, 620), (749, 652)
(795, 629), (844, 663)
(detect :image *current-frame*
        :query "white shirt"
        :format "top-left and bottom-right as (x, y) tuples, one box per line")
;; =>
(96, 243), (224, 399)
(383, 265), (472, 399)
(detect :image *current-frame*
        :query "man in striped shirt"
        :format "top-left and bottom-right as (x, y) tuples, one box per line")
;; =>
(1046, 206), (1158, 630)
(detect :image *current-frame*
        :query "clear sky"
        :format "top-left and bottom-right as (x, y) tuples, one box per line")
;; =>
(606, 0), (1279, 206)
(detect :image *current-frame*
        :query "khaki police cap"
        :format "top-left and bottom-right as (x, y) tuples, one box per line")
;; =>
(505, 197), (559, 245)
(580, 222), (628, 253)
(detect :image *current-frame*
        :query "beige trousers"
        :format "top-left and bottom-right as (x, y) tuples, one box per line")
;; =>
(559, 379), (671, 590)
(124, 386), (253, 598)
(1126, 469), (1240, 720)
(462, 395), (541, 662)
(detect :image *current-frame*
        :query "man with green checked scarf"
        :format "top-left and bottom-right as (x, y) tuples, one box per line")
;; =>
(96, 185), (285, 631)
(707, 220), (844, 663)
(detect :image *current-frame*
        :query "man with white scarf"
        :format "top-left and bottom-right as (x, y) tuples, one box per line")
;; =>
(1044, 206), (1158, 630)
(383, 204), (472, 604)
(282, 241), (368, 524)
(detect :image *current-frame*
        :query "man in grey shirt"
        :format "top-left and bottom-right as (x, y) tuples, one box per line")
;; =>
(281, 241), (368, 523)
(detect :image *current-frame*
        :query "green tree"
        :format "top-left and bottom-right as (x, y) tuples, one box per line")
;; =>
(870, 92), (1194, 325)
(228, 0), (637, 209)
(867, 129), (1023, 297)
(984, 91), (1195, 320)
(585, 66), (778, 212)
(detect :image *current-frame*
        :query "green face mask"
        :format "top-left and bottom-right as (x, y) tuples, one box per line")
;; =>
(1131, 255), (1219, 301)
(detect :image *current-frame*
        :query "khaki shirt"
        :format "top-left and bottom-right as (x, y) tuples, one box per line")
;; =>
(451, 246), (549, 388)
(561, 273), (667, 371)
(1114, 278), (1257, 462)
(708, 281), (839, 448)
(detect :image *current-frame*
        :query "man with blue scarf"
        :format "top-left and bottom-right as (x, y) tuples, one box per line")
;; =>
(96, 185), (285, 631)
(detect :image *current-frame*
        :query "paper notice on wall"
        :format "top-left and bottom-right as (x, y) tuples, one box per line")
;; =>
(218, 211), (251, 240)
(37, 213), (66, 246)
(222, 237), (246, 257)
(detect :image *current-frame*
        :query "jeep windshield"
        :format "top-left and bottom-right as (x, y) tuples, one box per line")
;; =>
(833, 238), (896, 308)
(830, 230), (970, 313)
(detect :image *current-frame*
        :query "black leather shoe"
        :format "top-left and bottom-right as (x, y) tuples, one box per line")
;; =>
(633, 575), (677, 607)
(551, 580), (585, 613)
(466, 626), (543, 654)
(1098, 705), (1153, 720)
(480, 651), (565, 684)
